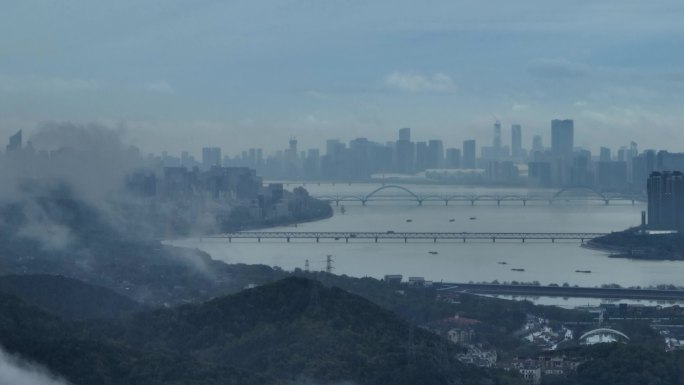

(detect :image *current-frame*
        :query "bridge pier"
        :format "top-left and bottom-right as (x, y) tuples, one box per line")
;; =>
(445, 200), (449, 206)
(404, 237), (408, 243)
(258, 237), (261, 243)
(433, 238), (437, 243)
(497, 200), (501, 206)
(335, 200), (339, 207)
(551, 238), (555, 243)
(374, 237), (378, 243)
(522, 238), (525, 243)
(632, 200), (635, 205)
(523, 200), (527, 206)
(316, 237), (319, 243)
(286, 237), (290, 243)
(492, 237), (496, 243)
(418, 200), (423, 206)
(471, 200), (475, 206)
(345, 237), (349, 243)
(362, 200), (367, 206)
(228, 237), (231, 243)
(604, 200), (609, 205)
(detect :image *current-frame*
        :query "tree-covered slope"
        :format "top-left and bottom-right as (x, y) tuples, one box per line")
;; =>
(0, 274), (144, 320)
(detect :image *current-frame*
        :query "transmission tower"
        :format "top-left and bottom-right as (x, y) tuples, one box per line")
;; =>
(325, 254), (334, 274)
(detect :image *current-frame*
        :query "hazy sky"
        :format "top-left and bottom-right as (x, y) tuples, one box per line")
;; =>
(2, 0), (683, 157)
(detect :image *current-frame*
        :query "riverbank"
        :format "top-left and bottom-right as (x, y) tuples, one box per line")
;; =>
(587, 229), (684, 261)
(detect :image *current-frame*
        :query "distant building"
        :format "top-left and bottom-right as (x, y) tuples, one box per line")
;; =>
(596, 161), (627, 191)
(532, 135), (543, 153)
(383, 274), (403, 284)
(551, 119), (574, 157)
(202, 147), (222, 169)
(398, 127), (411, 142)
(445, 148), (461, 169)
(6, 130), (22, 152)
(647, 171), (684, 232)
(493, 120), (502, 150)
(511, 124), (522, 158)
(599, 147), (611, 162)
(463, 140), (476, 169)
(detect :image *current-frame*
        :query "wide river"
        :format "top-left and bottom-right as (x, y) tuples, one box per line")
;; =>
(170, 183), (684, 296)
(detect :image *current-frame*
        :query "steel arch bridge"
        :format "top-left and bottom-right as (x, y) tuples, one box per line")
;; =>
(313, 185), (644, 206)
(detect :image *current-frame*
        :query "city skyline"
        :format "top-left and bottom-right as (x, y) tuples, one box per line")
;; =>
(2, 1), (684, 154)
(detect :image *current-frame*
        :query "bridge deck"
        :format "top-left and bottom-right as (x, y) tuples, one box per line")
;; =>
(209, 231), (606, 242)
(438, 283), (684, 301)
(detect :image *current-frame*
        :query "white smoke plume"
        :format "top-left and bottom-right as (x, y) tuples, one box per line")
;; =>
(0, 346), (71, 385)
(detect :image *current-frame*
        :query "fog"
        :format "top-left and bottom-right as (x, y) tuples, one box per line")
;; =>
(0, 346), (71, 385)
(0, 122), (154, 250)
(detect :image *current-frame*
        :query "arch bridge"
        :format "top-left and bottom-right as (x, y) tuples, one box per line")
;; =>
(314, 185), (644, 206)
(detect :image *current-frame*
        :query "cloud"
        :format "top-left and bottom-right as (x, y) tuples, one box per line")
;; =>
(0, 346), (71, 385)
(383, 71), (455, 92)
(527, 58), (590, 79)
(142, 80), (175, 94)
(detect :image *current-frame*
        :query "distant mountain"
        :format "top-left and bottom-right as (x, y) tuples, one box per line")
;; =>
(0, 274), (144, 320)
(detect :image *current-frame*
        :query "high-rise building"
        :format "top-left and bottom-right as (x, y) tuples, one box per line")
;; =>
(445, 148), (461, 169)
(398, 127), (411, 142)
(6, 130), (22, 152)
(551, 119), (574, 157)
(395, 138), (415, 174)
(493, 120), (502, 150)
(600, 147), (611, 162)
(202, 147), (222, 168)
(511, 124), (522, 158)
(463, 140), (476, 169)
(427, 139), (444, 169)
(647, 171), (684, 231)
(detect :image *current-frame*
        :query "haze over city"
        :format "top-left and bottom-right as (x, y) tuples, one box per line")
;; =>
(2, 0), (684, 154)
(3, 2), (684, 384)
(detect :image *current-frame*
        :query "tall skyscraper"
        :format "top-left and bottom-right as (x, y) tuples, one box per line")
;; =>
(398, 127), (411, 142)
(463, 140), (476, 169)
(551, 119), (574, 157)
(493, 121), (501, 150)
(511, 124), (522, 158)
(6, 130), (22, 152)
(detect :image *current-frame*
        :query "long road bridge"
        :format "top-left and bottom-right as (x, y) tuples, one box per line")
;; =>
(312, 185), (645, 206)
(437, 283), (684, 301)
(208, 231), (607, 243)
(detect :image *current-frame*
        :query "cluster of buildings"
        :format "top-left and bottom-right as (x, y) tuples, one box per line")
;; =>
(499, 356), (582, 385)
(2, 130), (294, 224)
(153, 120), (684, 193)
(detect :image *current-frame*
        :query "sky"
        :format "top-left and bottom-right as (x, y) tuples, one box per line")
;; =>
(1, 0), (684, 157)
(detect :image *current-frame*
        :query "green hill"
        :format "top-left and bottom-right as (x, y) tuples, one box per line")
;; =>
(95, 277), (520, 385)
(0, 274), (144, 320)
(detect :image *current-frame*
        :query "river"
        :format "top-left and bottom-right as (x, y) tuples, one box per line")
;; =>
(169, 183), (684, 300)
